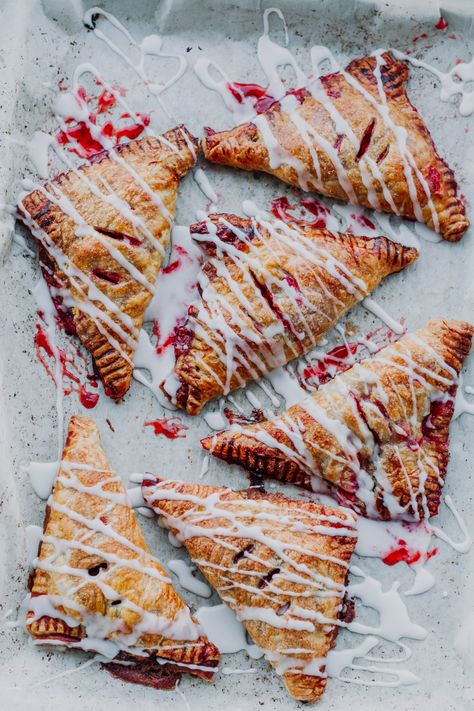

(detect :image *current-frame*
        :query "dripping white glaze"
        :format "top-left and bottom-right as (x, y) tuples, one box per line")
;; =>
(167, 559), (212, 598)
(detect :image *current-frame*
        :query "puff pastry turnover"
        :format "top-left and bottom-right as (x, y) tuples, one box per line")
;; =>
(202, 53), (468, 242)
(161, 212), (417, 414)
(142, 477), (358, 703)
(202, 319), (474, 521)
(27, 416), (220, 689)
(19, 126), (197, 400)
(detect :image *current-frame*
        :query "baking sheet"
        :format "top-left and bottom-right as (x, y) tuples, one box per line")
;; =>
(0, 0), (474, 709)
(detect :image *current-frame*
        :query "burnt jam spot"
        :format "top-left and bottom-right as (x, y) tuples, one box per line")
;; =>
(338, 595), (356, 624)
(257, 567), (280, 589)
(249, 470), (266, 490)
(84, 12), (99, 29)
(92, 269), (122, 285)
(276, 601), (290, 616)
(94, 226), (142, 247)
(88, 562), (108, 576)
(232, 542), (255, 564)
(355, 118), (376, 162)
(110, 599), (122, 606)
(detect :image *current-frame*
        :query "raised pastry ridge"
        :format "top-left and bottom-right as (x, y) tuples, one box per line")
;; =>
(202, 319), (474, 521)
(161, 212), (417, 414)
(142, 477), (358, 703)
(27, 415), (220, 687)
(19, 126), (198, 400)
(202, 53), (468, 241)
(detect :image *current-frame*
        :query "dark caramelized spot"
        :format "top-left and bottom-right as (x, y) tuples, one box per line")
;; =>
(232, 542), (255, 564)
(88, 562), (108, 576)
(110, 599), (122, 606)
(257, 567), (280, 589)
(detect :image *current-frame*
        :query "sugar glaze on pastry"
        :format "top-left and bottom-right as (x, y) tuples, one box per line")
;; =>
(19, 127), (197, 401)
(27, 416), (220, 688)
(142, 477), (358, 703)
(202, 319), (474, 521)
(200, 11), (469, 241)
(161, 212), (417, 414)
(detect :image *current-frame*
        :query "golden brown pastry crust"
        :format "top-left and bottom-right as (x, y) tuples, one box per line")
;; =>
(142, 478), (358, 703)
(27, 416), (219, 683)
(202, 319), (474, 520)
(164, 212), (417, 415)
(202, 53), (468, 242)
(20, 127), (197, 400)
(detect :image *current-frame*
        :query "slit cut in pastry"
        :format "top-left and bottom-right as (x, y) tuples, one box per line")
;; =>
(161, 212), (418, 414)
(202, 52), (469, 242)
(202, 319), (474, 521)
(26, 416), (220, 689)
(142, 477), (358, 703)
(19, 126), (198, 401)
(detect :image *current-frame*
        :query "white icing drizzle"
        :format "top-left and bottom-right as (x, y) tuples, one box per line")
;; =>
(23, 460), (59, 500)
(391, 49), (474, 117)
(195, 10), (446, 236)
(24, 458), (217, 670)
(163, 208), (384, 409)
(196, 604), (263, 658)
(143, 480), (369, 680)
(361, 297), (404, 335)
(167, 559), (212, 598)
(232, 326), (461, 521)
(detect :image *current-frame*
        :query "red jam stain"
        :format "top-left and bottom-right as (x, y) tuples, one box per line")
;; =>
(355, 118), (376, 162)
(412, 33), (428, 43)
(34, 312), (99, 409)
(303, 343), (359, 384)
(426, 166), (441, 194)
(79, 384), (100, 409)
(383, 539), (438, 566)
(56, 84), (150, 159)
(435, 17), (448, 30)
(226, 82), (276, 113)
(144, 417), (188, 439)
(271, 196), (329, 229)
(92, 268), (123, 285)
(349, 213), (376, 231)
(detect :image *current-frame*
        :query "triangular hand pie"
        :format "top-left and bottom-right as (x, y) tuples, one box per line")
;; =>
(202, 53), (468, 242)
(19, 126), (197, 400)
(202, 319), (474, 521)
(161, 212), (417, 414)
(27, 416), (220, 688)
(142, 477), (358, 703)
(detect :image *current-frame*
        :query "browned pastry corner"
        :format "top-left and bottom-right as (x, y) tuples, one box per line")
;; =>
(202, 53), (468, 241)
(27, 415), (220, 687)
(161, 211), (417, 415)
(202, 318), (473, 521)
(20, 126), (198, 400)
(142, 477), (358, 703)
